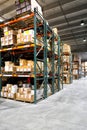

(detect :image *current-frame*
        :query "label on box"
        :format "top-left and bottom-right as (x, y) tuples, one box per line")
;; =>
(5, 31), (9, 36)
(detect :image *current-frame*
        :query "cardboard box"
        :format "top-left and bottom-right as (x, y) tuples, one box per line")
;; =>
(17, 33), (22, 39)
(1, 41), (5, 46)
(20, 2), (26, 8)
(63, 56), (70, 63)
(63, 44), (71, 54)
(5, 61), (13, 66)
(5, 66), (16, 72)
(4, 36), (9, 41)
(23, 66), (31, 72)
(16, 0), (42, 15)
(9, 39), (17, 45)
(30, 0), (42, 15)
(16, 9), (22, 15)
(4, 87), (8, 92)
(19, 88), (24, 94)
(22, 7), (27, 13)
(5, 41), (9, 46)
(23, 35), (31, 42)
(4, 31), (9, 36)
(17, 38), (24, 44)
(1, 91), (4, 97)
(1, 37), (5, 42)
(25, 94), (34, 102)
(3, 27), (10, 32)
(73, 64), (78, 68)
(52, 28), (58, 35)
(19, 59), (27, 66)
(8, 30), (17, 35)
(3, 92), (8, 98)
(16, 93), (20, 98)
(23, 88), (31, 94)
(73, 69), (78, 75)
(18, 29), (22, 34)
(73, 54), (79, 62)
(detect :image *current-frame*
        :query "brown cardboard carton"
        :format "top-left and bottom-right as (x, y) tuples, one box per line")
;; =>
(52, 28), (58, 35)
(1, 91), (4, 97)
(3, 92), (8, 98)
(18, 29), (22, 34)
(63, 44), (71, 54)
(1, 37), (5, 42)
(19, 88), (24, 94)
(8, 30), (17, 35)
(16, 93), (20, 98)
(3, 27), (10, 32)
(23, 88), (31, 94)
(19, 59), (27, 66)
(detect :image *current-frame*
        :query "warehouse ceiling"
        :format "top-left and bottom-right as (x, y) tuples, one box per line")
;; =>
(0, 0), (87, 60)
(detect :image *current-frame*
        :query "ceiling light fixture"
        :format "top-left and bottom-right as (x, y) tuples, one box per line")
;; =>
(81, 20), (84, 26)
(83, 38), (86, 42)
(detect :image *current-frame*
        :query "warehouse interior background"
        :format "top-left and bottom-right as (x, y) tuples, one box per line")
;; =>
(0, 1), (87, 130)
(0, 0), (87, 61)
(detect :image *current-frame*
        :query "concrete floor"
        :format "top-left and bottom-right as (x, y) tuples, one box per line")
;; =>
(0, 77), (87, 130)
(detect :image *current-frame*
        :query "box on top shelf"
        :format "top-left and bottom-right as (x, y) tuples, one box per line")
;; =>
(63, 44), (71, 54)
(73, 54), (79, 62)
(3, 26), (11, 32)
(62, 55), (70, 63)
(73, 54), (81, 64)
(52, 28), (58, 36)
(15, 0), (43, 15)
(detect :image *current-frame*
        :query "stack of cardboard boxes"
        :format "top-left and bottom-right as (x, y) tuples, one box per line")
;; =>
(82, 62), (87, 77)
(16, 87), (34, 102)
(15, 0), (42, 15)
(4, 59), (43, 73)
(17, 29), (34, 44)
(73, 54), (81, 79)
(5, 61), (16, 72)
(1, 27), (17, 47)
(63, 44), (71, 54)
(1, 26), (39, 46)
(1, 84), (17, 99)
(62, 44), (72, 84)
(1, 84), (34, 102)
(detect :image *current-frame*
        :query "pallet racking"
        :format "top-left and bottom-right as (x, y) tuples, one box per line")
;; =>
(0, 9), (61, 103)
(61, 44), (72, 84)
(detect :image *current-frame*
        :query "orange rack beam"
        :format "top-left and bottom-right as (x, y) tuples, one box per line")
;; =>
(0, 13), (34, 28)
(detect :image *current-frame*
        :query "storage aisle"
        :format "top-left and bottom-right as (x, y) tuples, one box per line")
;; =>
(0, 77), (87, 130)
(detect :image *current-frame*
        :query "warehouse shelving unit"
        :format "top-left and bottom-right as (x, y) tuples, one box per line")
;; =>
(81, 62), (87, 77)
(60, 41), (64, 89)
(0, 9), (61, 103)
(61, 46), (72, 84)
(72, 54), (81, 80)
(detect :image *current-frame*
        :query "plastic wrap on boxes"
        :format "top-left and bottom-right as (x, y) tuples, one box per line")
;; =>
(11, 85), (18, 94)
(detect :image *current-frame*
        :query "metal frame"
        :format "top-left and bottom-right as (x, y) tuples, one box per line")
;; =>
(58, 36), (61, 90)
(69, 54), (72, 83)
(0, 8), (61, 103)
(61, 44), (72, 84)
(0, 33), (2, 93)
